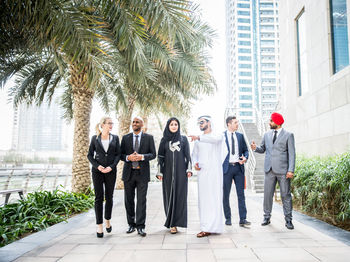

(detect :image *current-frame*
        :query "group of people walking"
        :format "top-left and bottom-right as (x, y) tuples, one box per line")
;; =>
(87, 112), (296, 238)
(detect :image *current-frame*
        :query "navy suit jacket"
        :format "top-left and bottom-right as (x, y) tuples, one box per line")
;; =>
(222, 131), (249, 174)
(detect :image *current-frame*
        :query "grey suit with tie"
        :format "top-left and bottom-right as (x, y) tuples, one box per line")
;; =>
(254, 128), (296, 221)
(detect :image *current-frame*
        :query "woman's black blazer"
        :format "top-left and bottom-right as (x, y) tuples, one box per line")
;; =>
(87, 134), (121, 172)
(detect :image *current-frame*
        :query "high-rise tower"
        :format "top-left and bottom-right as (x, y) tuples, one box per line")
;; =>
(12, 99), (68, 153)
(226, 0), (280, 122)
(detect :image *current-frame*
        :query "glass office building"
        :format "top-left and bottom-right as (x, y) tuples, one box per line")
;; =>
(226, 0), (280, 122)
(11, 97), (68, 152)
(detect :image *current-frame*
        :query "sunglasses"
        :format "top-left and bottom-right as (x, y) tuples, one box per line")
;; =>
(197, 120), (207, 125)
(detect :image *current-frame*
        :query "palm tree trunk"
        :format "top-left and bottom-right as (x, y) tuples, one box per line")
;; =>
(116, 94), (136, 189)
(141, 114), (148, 133)
(70, 65), (94, 193)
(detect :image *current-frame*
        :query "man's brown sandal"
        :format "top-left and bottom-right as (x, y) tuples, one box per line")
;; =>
(170, 227), (177, 234)
(196, 231), (211, 238)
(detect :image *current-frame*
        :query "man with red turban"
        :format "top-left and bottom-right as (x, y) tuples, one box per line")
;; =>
(251, 112), (296, 229)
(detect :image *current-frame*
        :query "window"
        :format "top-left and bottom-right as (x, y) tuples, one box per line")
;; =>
(261, 71), (276, 76)
(260, 17), (274, 23)
(262, 86), (276, 92)
(238, 11), (250, 16)
(239, 63), (252, 68)
(241, 119), (253, 123)
(238, 26), (250, 30)
(238, 48), (251, 53)
(260, 3), (274, 8)
(296, 9), (309, 96)
(239, 95), (252, 100)
(262, 94), (277, 99)
(261, 55), (275, 61)
(239, 71), (252, 76)
(239, 79), (252, 84)
(240, 103), (252, 108)
(261, 33), (275, 38)
(261, 25), (274, 30)
(238, 56), (251, 61)
(330, 0), (349, 73)
(239, 111), (253, 116)
(238, 41), (251, 46)
(261, 48), (275, 53)
(261, 40), (275, 46)
(262, 78), (276, 84)
(239, 87), (252, 92)
(238, 18), (250, 23)
(260, 10), (274, 15)
(261, 63), (275, 68)
(238, 3), (250, 8)
(238, 33), (251, 38)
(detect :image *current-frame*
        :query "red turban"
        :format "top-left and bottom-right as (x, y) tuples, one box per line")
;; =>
(271, 112), (284, 125)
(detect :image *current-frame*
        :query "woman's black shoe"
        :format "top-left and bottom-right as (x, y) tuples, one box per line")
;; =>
(96, 232), (104, 238)
(106, 226), (112, 233)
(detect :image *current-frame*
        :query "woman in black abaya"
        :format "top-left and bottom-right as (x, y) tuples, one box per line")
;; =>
(157, 117), (192, 234)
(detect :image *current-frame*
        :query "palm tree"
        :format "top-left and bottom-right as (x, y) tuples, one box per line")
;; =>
(111, 9), (216, 189)
(115, 12), (216, 135)
(1, 0), (215, 193)
(0, 0), (148, 192)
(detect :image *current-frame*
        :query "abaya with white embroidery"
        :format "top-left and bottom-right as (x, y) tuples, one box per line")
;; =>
(158, 117), (192, 228)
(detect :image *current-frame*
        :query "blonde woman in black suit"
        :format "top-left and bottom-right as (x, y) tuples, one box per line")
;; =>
(87, 116), (121, 238)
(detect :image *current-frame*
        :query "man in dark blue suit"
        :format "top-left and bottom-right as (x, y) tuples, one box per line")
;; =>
(222, 116), (250, 227)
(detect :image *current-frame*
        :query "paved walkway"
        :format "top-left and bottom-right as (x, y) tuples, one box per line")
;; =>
(1, 182), (350, 262)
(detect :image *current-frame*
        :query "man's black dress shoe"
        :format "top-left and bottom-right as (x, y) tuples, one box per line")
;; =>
(137, 228), (147, 237)
(225, 219), (232, 226)
(239, 220), (251, 227)
(106, 226), (112, 233)
(96, 232), (104, 238)
(285, 220), (294, 230)
(261, 218), (271, 226)
(126, 226), (135, 234)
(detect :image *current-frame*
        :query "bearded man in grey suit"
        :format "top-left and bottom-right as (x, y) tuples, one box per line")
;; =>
(251, 112), (296, 230)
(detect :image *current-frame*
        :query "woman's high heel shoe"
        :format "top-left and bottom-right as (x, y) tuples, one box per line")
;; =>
(106, 226), (112, 233)
(96, 232), (104, 238)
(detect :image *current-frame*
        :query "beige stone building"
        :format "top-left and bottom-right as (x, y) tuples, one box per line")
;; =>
(279, 0), (350, 156)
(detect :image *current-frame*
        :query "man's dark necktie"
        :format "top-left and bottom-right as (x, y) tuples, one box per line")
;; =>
(132, 135), (139, 168)
(231, 133), (235, 155)
(272, 130), (277, 144)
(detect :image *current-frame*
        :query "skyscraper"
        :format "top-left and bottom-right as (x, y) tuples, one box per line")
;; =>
(257, 0), (280, 119)
(12, 98), (68, 153)
(226, 0), (280, 122)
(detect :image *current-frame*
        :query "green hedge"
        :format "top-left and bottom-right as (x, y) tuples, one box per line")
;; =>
(292, 152), (350, 229)
(0, 188), (94, 247)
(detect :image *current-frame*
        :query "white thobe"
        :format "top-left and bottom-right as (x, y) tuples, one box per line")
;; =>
(192, 132), (227, 233)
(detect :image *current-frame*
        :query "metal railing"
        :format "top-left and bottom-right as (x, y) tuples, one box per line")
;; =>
(237, 122), (256, 190)
(254, 107), (268, 137)
(0, 167), (72, 194)
(224, 107), (256, 190)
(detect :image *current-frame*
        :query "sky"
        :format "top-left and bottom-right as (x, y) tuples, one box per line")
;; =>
(187, 0), (226, 134)
(0, 0), (226, 150)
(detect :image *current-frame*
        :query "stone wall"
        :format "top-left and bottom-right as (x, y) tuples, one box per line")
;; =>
(279, 0), (350, 156)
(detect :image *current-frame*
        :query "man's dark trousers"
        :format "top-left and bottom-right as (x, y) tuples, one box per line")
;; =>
(124, 169), (148, 229)
(223, 164), (247, 222)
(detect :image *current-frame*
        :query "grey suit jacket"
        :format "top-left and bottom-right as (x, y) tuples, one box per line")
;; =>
(255, 128), (296, 175)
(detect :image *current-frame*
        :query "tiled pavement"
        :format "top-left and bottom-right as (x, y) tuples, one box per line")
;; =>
(1, 182), (350, 262)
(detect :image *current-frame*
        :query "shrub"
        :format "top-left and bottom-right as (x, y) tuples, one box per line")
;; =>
(0, 188), (94, 247)
(292, 152), (350, 229)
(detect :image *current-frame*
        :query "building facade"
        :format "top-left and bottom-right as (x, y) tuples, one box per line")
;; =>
(12, 99), (69, 154)
(226, 0), (280, 123)
(279, 0), (350, 155)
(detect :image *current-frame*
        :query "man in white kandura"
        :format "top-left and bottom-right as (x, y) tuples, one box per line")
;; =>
(190, 115), (227, 238)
